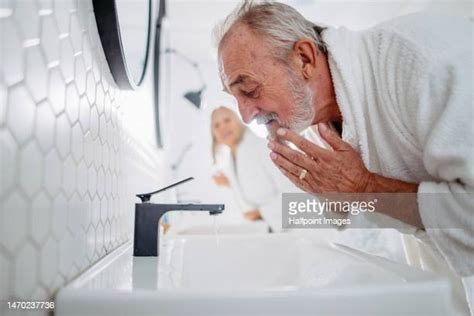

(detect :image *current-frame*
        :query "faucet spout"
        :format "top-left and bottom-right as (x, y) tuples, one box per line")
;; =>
(133, 203), (225, 256)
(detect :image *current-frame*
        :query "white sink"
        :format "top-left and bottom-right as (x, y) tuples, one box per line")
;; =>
(55, 234), (460, 315)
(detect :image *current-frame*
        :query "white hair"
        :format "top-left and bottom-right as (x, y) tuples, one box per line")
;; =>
(214, 0), (327, 64)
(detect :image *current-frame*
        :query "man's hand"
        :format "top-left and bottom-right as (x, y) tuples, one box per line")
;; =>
(268, 123), (372, 193)
(268, 122), (423, 228)
(244, 209), (262, 221)
(212, 171), (230, 187)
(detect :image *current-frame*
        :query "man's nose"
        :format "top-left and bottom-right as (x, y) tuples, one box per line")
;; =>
(238, 102), (259, 124)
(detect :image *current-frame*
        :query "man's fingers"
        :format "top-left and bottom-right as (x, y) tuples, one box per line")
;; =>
(275, 163), (312, 193)
(318, 122), (350, 151)
(266, 120), (283, 142)
(270, 152), (302, 177)
(268, 141), (314, 170)
(270, 152), (320, 193)
(276, 128), (330, 159)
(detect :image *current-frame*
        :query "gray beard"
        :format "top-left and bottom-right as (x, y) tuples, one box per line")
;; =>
(286, 68), (315, 133)
(254, 68), (315, 133)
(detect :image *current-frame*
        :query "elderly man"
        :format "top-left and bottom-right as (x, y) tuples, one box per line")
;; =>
(215, 0), (473, 311)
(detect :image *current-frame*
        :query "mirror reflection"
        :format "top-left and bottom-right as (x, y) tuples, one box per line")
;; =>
(116, 0), (151, 85)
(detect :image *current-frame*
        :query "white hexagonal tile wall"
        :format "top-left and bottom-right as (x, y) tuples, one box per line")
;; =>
(13, 0), (40, 40)
(105, 169), (112, 198)
(73, 227), (86, 270)
(102, 144), (110, 171)
(43, 149), (62, 197)
(95, 83), (104, 114)
(69, 13), (82, 53)
(7, 86), (36, 144)
(95, 221), (104, 257)
(51, 192), (67, 239)
(67, 193), (83, 239)
(1, 18), (24, 86)
(0, 81), (6, 126)
(104, 94), (112, 120)
(39, 237), (59, 288)
(13, 242), (38, 298)
(93, 137), (102, 169)
(97, 167), (105, 199)
(104, 220), (111, 252)
(89, 106), (99, 140)
(40, 15), (60, 64)
(25, 45), (49, 102)
(82, 194), (92, 230)
(53, 0), (75, 35)
(83, 131), (94, 166)
(71, 123), (83, 162)
(81, 34), (92, 70)
(61, 154), (76, 197)
(55, 113), (71, 158)
(78, 96), (90, 132)
(90, 194), (100, 228)
(58, 231), (74, 278)
(34, 100), (56, 153)
(99, 114), (107, 145)
(76, 160), (87, 197)
(59, 37), (75, 83)
(100, 196), (108, 225)
(85, 224), (95, 262)
(19, 141), (44, 197)
(48, 68), (66, 114)
(0, 130), (18, 198)
(30, 191), (52, 246)
(74, 55), (87, 95)
(91, 59), (101, 84)
(0, 0), (165, 305)
(87, 165), (97, 198)
(85, 71), (95, 104)
(0, 254), (9, 299)
(65, 83), (80, 124)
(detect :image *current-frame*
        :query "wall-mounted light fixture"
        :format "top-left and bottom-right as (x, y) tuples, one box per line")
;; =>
(164, 48), (206, 109)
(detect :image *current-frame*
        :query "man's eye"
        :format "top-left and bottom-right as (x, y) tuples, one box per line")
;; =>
(243, 89), (258, 98)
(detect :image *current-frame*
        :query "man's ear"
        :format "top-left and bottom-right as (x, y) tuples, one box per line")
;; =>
(293, 39), (317, 80)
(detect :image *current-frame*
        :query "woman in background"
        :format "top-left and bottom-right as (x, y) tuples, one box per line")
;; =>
(210, 106), (295, 231)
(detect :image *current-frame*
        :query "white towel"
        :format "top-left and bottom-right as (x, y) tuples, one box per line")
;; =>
(321, 12), (473, 311)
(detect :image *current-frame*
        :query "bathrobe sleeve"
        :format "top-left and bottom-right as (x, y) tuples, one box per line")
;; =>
(381, 20), (474, 276)
(415, 62), (474, 277)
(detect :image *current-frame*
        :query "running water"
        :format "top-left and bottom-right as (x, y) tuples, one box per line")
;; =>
(213, 216), (220, 247)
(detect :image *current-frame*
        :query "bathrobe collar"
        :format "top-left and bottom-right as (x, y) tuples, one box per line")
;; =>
(321, 27), (371, 167)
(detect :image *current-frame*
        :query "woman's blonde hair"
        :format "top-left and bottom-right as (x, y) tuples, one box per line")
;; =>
(211, 106), (247, 164)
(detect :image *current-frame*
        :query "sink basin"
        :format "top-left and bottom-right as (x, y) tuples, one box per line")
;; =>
(55, 234), (460, 315)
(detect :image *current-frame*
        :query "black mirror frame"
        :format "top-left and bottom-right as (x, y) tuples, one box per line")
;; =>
(92, 0), (152, 90)
(153, 0), (166, 148)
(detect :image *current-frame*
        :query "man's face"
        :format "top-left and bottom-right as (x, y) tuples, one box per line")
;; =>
(219, 24), (315, 132)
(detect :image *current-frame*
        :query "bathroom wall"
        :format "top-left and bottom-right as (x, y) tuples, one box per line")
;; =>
(0, 0), (168, 315)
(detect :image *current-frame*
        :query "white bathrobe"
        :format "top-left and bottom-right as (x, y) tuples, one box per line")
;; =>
(220, 129), (299, 232)
(320, 12), (473, 310)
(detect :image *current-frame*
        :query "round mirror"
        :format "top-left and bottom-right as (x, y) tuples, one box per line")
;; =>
(93, 0), (152, 90)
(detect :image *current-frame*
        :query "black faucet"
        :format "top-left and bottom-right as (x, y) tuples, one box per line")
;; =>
(133, 177), (224, 256)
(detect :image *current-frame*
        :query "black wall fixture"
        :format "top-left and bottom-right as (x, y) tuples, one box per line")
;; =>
(92, 0), (152, 90)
